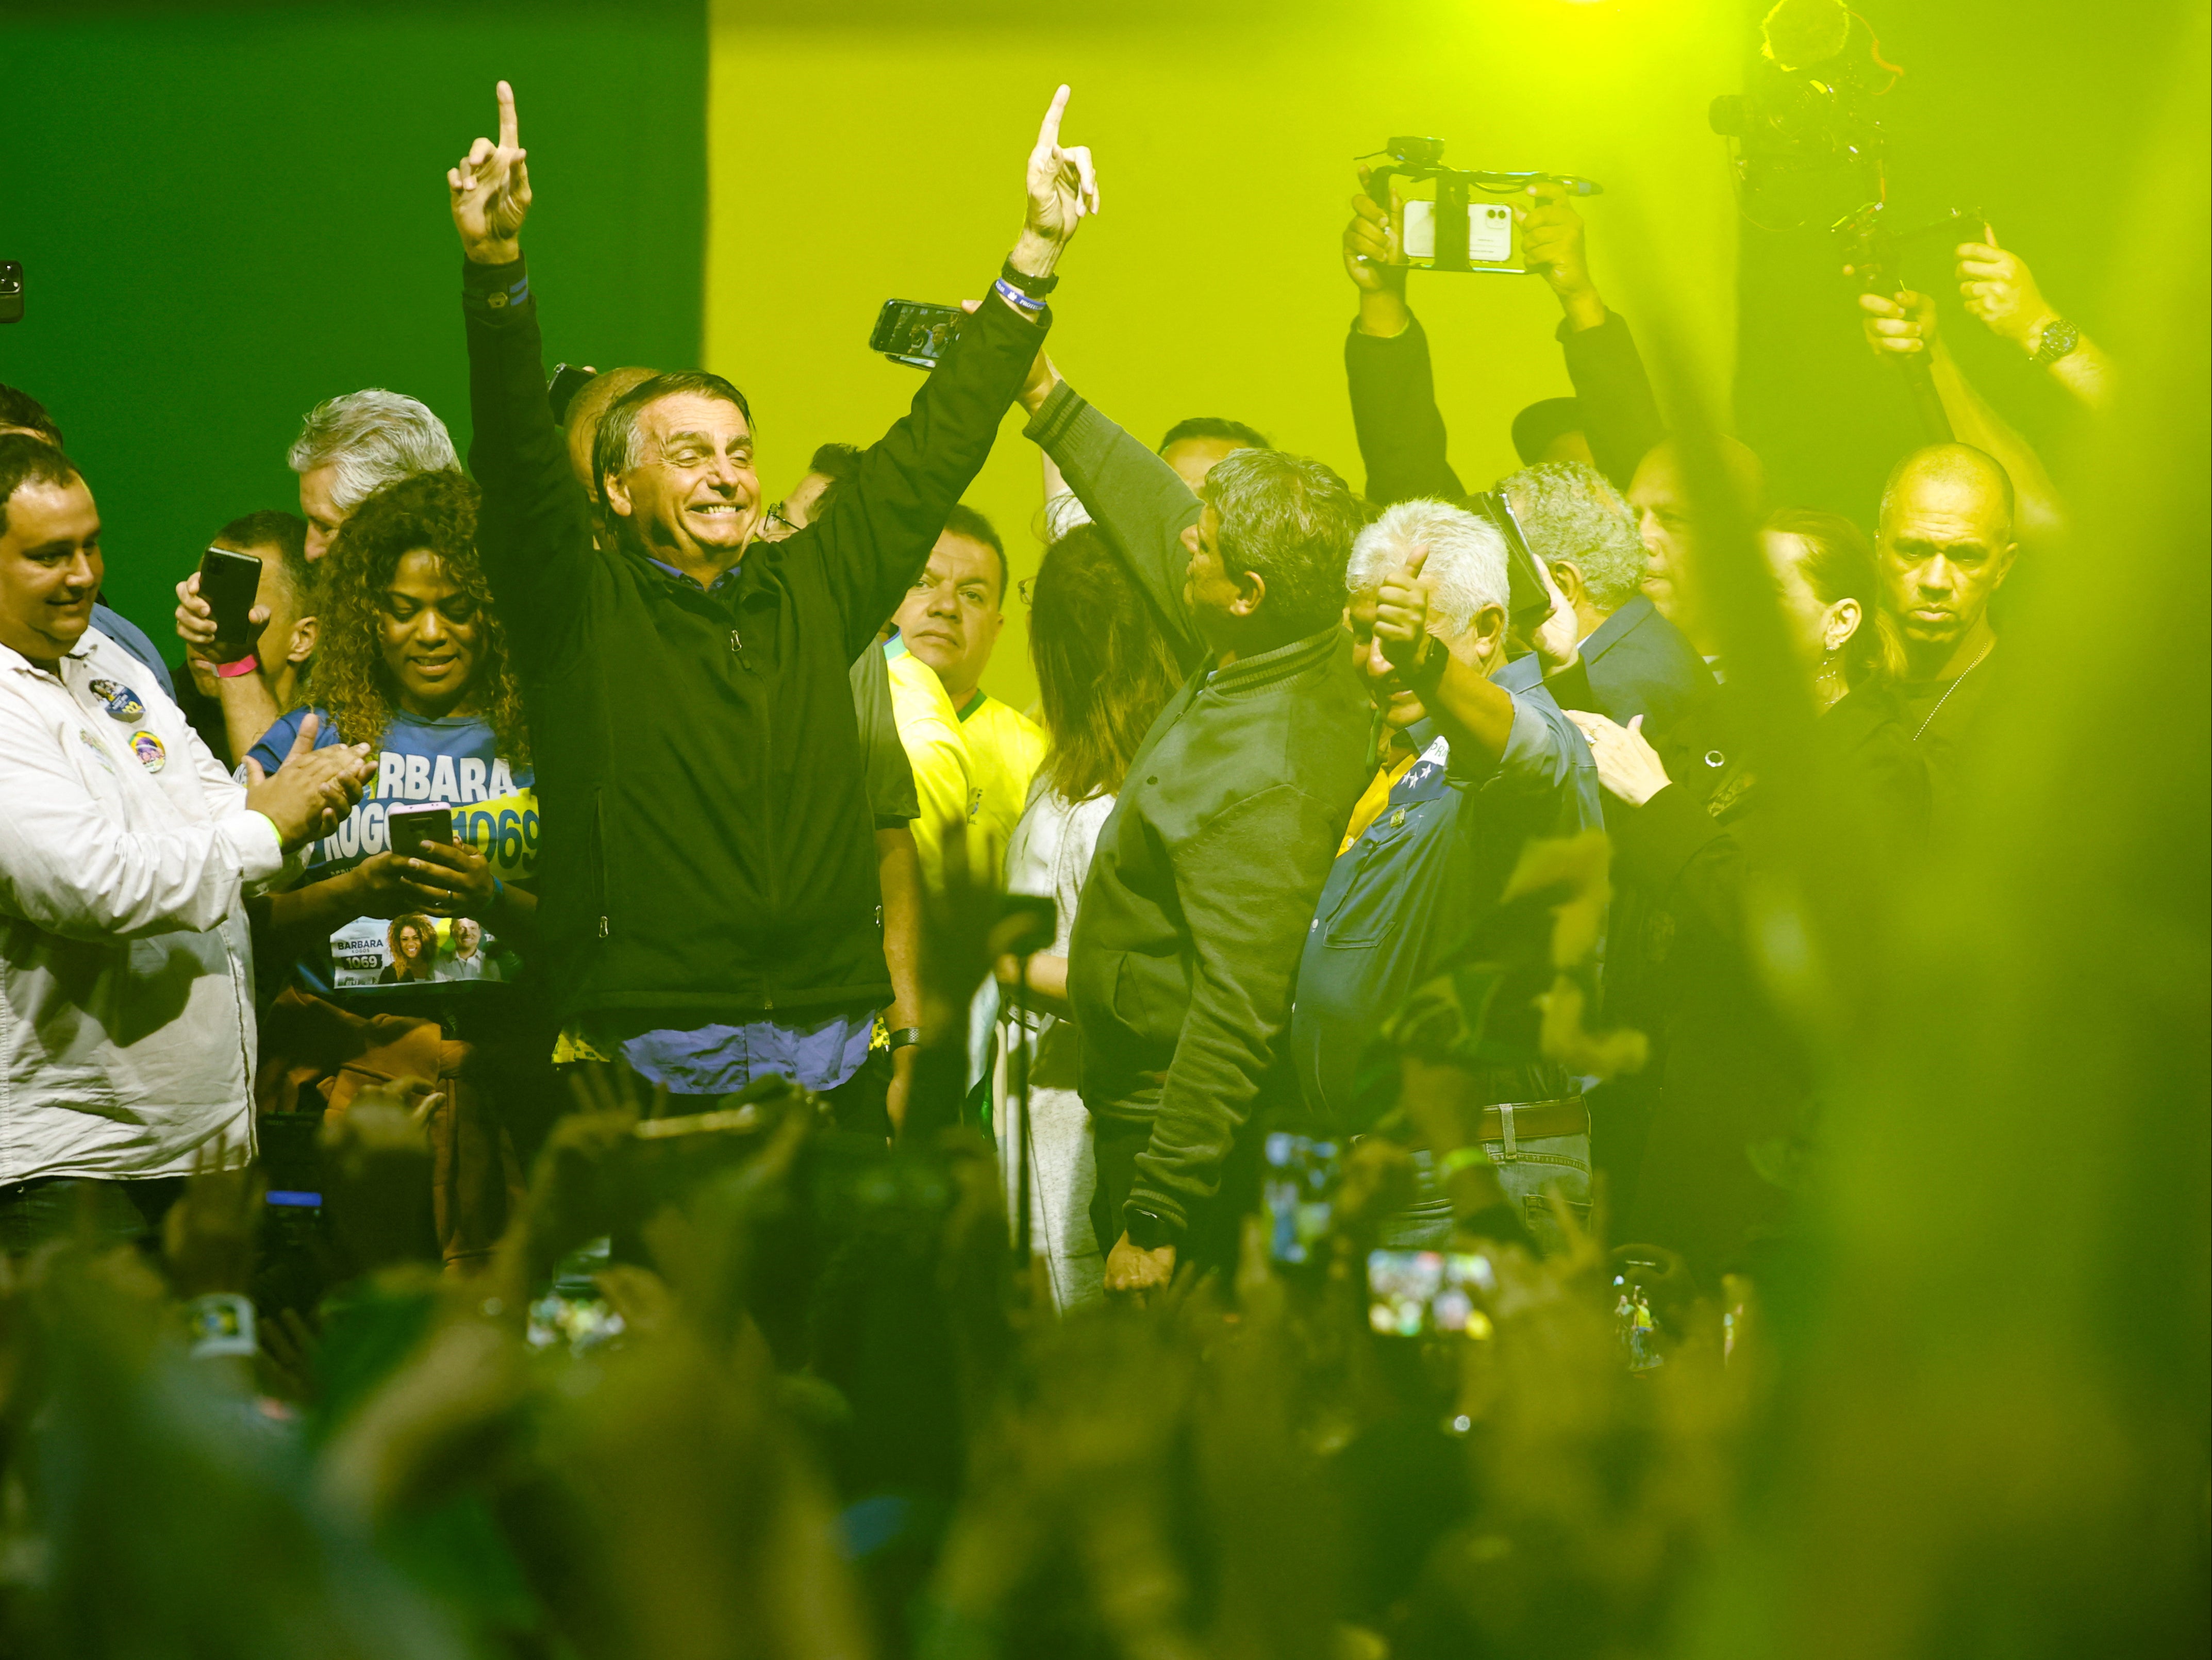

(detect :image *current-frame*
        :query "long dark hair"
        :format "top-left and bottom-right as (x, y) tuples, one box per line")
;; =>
(1029, 526), (1187, 803)
(317, 471), (530, 763)
(1764, 506), (1901, 687)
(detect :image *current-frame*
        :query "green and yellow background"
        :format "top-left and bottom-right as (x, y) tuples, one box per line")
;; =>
(0, 0), (2184, 713)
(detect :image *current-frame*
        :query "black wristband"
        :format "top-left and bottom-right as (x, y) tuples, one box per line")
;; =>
(886, 1026), (923, 1053)
(999, 258), (1059, 298)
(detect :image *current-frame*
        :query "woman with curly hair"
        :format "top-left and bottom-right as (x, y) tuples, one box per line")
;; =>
(248, 470), (538, 993)
(376, 915), (440, 985)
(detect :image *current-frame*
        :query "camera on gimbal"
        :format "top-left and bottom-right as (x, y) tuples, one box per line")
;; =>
(1708, 0), (1900, 230)
(1360, 137), (1602, 276)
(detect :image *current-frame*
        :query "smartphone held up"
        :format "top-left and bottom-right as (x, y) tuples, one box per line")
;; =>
(1360, 137), (1601, 277)
(870, 300), (965, 369)
(196, 546), (263, 656)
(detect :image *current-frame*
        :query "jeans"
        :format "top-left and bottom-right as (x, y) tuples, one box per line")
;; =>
(1375, 1132), (1593, 1258)
(0, 1176), (183, 1254)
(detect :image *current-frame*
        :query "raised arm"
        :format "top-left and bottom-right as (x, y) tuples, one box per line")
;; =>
(1520, 182), (1667, 490)
(447, 81), (597, 668)
(808, 86), (1099, 660)
(1858, 287), (2067, 541)
(1955, 229), (2114, 414)
(1019, 366), (1205, 661)
(1341, 172), (1467, 507)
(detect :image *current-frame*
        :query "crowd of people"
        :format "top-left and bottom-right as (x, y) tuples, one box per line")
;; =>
(0, 71), (2151, 1659)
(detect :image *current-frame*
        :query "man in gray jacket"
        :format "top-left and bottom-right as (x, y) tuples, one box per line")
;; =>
(1021, 364), (1373, 1300)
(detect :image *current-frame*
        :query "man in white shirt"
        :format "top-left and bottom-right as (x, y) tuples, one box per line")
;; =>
(0, 437), (371, 1248)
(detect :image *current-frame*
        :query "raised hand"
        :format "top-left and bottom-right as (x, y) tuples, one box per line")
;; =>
(173, 571), (268, 668)
(1857, 286), (1938, 359)
(1373, 543), (1436, 678)
(1014, 85), (1099, 273)
(448, 79), (531, 265)
(1955, 228), (2054, 352)
(1343, 166), (1402, 293)
(1517, 179), (1604, 329)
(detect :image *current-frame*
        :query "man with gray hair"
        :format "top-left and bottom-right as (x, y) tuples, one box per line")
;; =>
(1500, 459), (1709, 732)
(1293, 495), (1603, 1252)
(171, 388), (458, 754)
(288, 389), (459, 563)
(1017, 357), (1373, 1299)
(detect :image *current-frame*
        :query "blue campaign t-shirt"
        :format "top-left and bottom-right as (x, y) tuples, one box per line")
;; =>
(252, 706), (538, 994)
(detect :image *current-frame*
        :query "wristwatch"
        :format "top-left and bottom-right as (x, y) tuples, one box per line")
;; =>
(2031, 316), (2080, 368)
(998, 257), (1059, 299)
(1124, 1204), (1183, 1252)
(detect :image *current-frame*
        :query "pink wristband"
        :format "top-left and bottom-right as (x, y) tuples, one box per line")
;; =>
(215, 654), (260, 679)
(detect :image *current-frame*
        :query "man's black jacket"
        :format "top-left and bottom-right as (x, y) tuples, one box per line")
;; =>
(462, 257), (1044, 1022)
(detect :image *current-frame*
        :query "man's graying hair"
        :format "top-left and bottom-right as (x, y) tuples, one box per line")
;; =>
(1346, 499), (1508, 640)
(1501, 459), (1646, 611)
(288, 390), (459, 513)
(592, 371), (756, 505)
(1200, 449), (1363, 637)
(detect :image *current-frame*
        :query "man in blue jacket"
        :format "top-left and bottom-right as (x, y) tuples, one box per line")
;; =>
(1295, 497), (1604, 1253)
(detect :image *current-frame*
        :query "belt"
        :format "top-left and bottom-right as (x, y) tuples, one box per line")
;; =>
(1475, 1097), (1588, 1158)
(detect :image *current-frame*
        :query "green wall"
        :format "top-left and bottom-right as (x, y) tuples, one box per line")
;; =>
(0, 0), (706, 642)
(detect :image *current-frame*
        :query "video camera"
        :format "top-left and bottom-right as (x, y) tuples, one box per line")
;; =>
(1361, 138), (1602, 276)
(1712, 0), (1981, 440)
(1708, 0), (1900, 230)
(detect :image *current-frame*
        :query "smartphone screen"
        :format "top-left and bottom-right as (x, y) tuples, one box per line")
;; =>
(1263, 1132), (1343, 1265)
(198, 546), (263, 652)
(1367, 1248), (1496, 1338)
(869, 300), (964, 369)
(387, 803), (455, 861)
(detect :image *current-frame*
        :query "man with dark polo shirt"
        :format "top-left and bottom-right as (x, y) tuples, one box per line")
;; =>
(1875, 442), (2018, 820)
(444, 79), (1096, 1105)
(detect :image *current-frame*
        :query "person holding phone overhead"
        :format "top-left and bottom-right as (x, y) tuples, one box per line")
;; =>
(245, 469), (538, 995)
(446, 79), (1095, 1116)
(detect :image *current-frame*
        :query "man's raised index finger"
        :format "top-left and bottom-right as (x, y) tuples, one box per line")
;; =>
(496, 79), (519, 148)
(1037, 84), (1070, 150)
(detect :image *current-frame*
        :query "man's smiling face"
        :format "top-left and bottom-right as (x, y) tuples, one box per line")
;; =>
(606, 391), (760, 565)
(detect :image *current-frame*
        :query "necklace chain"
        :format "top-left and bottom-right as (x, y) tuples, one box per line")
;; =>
(1912, 642), (1994, 743)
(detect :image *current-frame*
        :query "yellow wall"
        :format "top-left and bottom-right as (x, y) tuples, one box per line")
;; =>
(707, 1), (1742, 711)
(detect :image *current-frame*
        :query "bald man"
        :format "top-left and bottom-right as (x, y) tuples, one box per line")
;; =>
(1876, 442), (2017, 787)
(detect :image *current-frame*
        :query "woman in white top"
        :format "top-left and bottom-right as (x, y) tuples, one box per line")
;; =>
(999, 525), (1190, 1310)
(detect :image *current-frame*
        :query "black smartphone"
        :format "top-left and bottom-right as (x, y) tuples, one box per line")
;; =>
(1367, 1248), (1496, 1339)
(1263, 1132), (1343, 1266)
(1471, 490), (1556, 639)
(0, 261), (22, 325)
(869, 300), (964, 370)
(548, 362), (598, 425)
(387, 803), (455, 861)
(197, 546), (263, 653)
